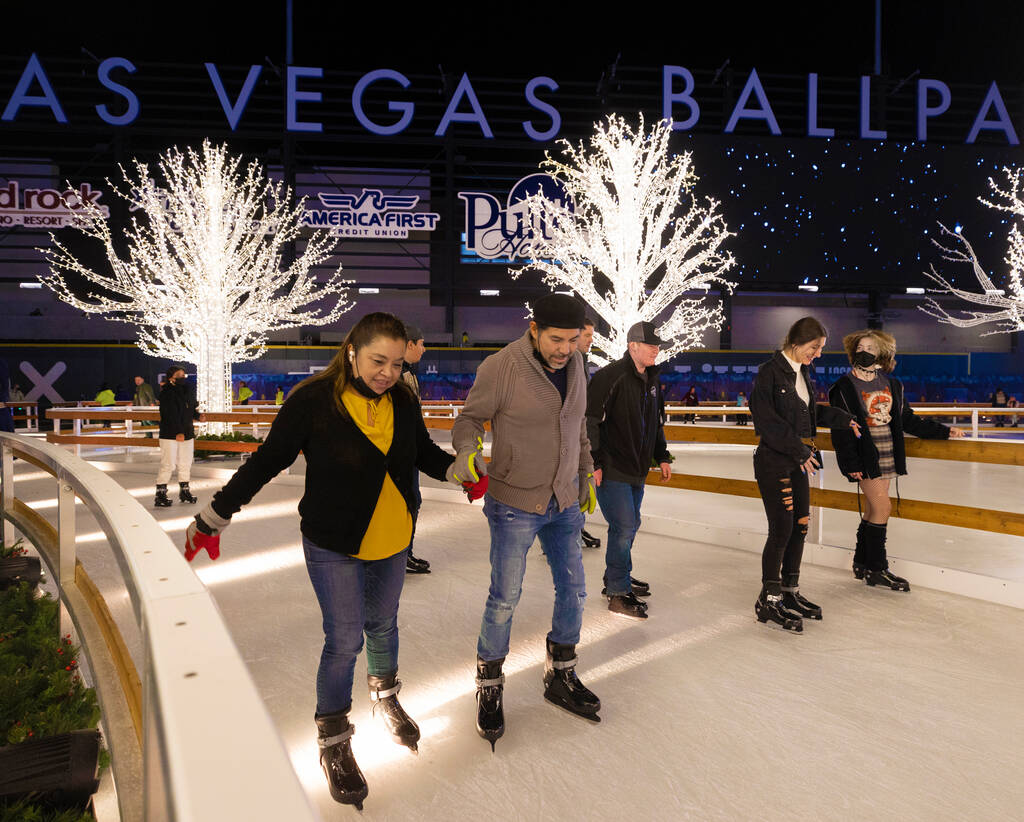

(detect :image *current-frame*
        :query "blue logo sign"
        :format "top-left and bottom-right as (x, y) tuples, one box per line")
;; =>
(459, 173), (573, 262)
(303, 188), (440, 238)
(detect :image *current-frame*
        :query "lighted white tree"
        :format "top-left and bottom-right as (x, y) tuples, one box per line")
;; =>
(513, 114), (736, 364)
(922, 168), (1024, 334)
(39, 140), (352, 431)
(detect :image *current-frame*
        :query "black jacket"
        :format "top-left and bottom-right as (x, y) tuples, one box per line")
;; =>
(586, 355), (671, 485)
(210, 379), (455, 556)
(750, 351), (854, 466)
(828, 372), (949, 479)
(158, 381), (199, 439)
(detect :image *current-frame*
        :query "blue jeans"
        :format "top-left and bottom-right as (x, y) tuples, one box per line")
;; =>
(477, 496), (586, 661)
(303, 538), (408, 715)
(596, 479), (645, 596)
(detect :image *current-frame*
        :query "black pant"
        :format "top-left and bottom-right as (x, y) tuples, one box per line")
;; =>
(753, 446), (810, 594)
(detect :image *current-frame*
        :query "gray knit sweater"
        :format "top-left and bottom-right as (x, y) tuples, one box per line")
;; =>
(452, 330), (593, 514)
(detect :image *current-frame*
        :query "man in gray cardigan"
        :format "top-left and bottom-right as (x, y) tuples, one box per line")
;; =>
(452, 294), (600, 749)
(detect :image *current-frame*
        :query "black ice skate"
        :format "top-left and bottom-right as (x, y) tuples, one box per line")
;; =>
(178, 482), (198, 504)
(864, 568), (910, 592)
(315, 711), (368, 809)
(601, 577), (651, 597)
(781, 590), (823, 620)
(608, 591), (649, 619)
(368, 674), (420, 753)
(154, 484), (172, 508)
(405, 549), (430, 574)
(543, 639), (601, 722)
(581, 529), (601, 549)
(755, 591), (803, 633)
(475, 656), (505, 751)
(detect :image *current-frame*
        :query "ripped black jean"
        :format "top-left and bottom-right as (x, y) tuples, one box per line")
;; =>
(753, 446), (811, 595)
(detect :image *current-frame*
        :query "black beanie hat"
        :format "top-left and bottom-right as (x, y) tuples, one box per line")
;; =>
(532, 293), (586, 329)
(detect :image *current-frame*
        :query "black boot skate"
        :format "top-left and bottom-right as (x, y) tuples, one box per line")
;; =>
(368, 673), (420, 753)
(601, 577), (651, 597)
(755, 589), (803, 633)
(315, 711), (368, 809)
(405, 549), (430, 574)
(543, 639), (601, 722)
(154, 484), (172, 508)
(852, 520), (868, 580)
(782, 575), (822, 620)
(863, 523), (910, 591)
(475, 656), (505, 751)
(608, 591), (649, 619)
(581, 529), (601, 549)
(178, 482), (198, 504)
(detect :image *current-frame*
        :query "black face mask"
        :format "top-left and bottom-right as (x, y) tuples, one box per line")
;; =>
(853, 351), (878, 369)
(351, 376), (384, 399)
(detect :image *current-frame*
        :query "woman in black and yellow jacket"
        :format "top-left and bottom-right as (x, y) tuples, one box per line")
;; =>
(749, 317), (860, 633)
(185, 313), (467, 810)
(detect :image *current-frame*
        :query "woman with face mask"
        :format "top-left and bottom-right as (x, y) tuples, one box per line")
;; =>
(182, 313), (474, 810)
(828, 330), (964, 591)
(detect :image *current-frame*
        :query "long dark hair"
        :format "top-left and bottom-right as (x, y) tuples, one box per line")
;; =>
(783, 317), (827, 349)
(296, 312), (411, 416)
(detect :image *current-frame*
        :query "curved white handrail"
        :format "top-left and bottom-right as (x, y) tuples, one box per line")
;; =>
(0, 432), (319, 822)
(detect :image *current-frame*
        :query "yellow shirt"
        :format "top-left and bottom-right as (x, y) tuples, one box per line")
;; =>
(341, 386), (413, 560)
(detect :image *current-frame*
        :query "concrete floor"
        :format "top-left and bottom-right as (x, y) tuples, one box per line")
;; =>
(8, 441), (1024, 821)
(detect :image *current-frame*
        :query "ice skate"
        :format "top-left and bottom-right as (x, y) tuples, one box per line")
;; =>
(154, 484), (172, 508)
(755, 591), (803, 633)
(405, 549), (431, 574)
(368, 674), (420, 753)
(178, 481), (197, 504)
(581, 529), (601, 549)
(543, 639), (600, 722)
(601, 577), (650, 597)
(315, 711), (368, 809)
(608, 591), (649, 619)
(781, 590), (822, 620)
(475, 657), (505, 751)
(865, 568), (910, 592)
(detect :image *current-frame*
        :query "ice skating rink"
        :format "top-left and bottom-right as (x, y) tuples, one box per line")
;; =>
(11, 439), (1024, 822)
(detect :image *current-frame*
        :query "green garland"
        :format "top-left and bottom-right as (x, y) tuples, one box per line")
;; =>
(1, 541), (102, 820)
(195, 431), (262, 458)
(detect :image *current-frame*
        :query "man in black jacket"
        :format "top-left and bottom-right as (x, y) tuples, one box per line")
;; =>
(400, 323), (432, 574)
(586, 322), (672, 619)
(155, 366), (202, 507)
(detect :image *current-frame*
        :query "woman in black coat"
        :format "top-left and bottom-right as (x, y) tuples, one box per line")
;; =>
(154, 366), (202, 507)
(184, 312), (469, 810)
(749, 317), (861, 632)
(828, 330), (964, 591)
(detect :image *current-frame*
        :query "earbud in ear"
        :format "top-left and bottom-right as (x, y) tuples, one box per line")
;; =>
(348, 348), (355, 362)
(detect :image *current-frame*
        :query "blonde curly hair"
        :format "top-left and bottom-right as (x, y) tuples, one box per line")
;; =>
(843, 329), (896, 373)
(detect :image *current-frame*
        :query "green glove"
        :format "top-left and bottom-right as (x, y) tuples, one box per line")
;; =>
(578, 471), (597, 514)
(448, 435), (487, 484)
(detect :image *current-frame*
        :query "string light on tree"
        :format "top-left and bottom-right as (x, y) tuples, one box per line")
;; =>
(921, 167), (1024, 334)
(39, 140), (353, 431)
(513, 114), (736, 364)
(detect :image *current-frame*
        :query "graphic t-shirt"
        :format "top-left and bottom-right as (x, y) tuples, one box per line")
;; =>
(851, 371), (892, 427)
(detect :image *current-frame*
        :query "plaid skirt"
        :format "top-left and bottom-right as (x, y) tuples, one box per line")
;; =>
(868, 424), (898, 480)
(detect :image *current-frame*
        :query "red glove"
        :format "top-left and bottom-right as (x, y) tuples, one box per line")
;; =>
(184, 519), (221, 561)
(462, 474), (489, 502)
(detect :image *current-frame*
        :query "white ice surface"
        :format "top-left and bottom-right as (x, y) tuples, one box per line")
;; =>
(8, 444), (1024, 821)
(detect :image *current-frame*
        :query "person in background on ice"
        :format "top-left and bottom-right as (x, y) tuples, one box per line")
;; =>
(183, 313), (477, 810)
(133, 375), (157, 406)
(991, 386), (1008, 427)
(155, 366), (203, 507)
(0, 360), (14, 433)
(828, 329), (964, 592)
(1008, 395), (1020, 427)
(750, 317), (860, 633)
(95, 384), (116, 406)
(683, 384), (699, 423)
(735, 390), (749, 425)
(452, 293), (600, 750)
(399, 322), (432, 575)
(577, 317), (602, 550)
(275, 385), (285, 405)
(586, 321), (671, 620)
(236, 380), (253, 405)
